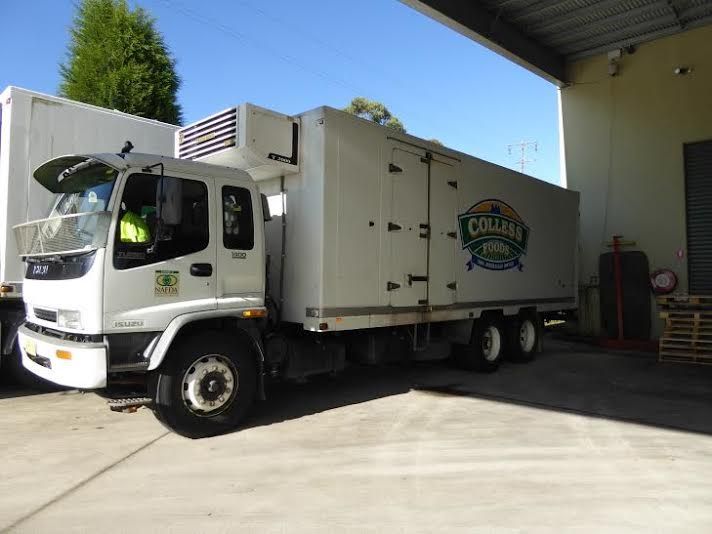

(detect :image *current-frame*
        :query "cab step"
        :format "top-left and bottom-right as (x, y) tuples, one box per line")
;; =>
(107, 396), (153, 413)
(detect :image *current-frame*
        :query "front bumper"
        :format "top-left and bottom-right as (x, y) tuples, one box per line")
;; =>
(17, 324), (107, 389)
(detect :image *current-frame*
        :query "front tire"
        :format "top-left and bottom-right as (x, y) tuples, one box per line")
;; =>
(151, 333), (257, 439)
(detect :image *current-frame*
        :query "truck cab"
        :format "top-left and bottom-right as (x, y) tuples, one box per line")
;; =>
(16, 152), (268, 437)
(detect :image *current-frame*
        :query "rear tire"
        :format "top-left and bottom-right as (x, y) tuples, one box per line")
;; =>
(457, 316), (504, 372)
(151, 333), (257, 439)
(506, 312), (540, 362)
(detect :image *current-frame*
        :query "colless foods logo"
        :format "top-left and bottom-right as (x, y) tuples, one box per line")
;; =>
(458, 199), (530, 271)
(155, 270), (179, 297)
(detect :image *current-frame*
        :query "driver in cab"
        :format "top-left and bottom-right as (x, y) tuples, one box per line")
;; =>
(120, 200), (151, 243)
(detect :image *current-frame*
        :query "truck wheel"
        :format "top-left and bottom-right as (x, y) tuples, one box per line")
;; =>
(152, 334), (257, 439)
(459, 316), (504, 372)
(507, 312), (540, 362)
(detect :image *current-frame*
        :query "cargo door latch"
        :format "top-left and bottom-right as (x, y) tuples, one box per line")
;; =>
(408, 274), (428, 286)
(388, 222), (402, 232)
(419, 223), (430, 239)
(387, 281), (401, 291)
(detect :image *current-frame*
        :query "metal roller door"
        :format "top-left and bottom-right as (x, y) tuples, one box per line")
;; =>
(685, 140), (712, 294)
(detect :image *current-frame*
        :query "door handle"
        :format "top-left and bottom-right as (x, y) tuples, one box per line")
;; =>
(190, 263), (213, 277)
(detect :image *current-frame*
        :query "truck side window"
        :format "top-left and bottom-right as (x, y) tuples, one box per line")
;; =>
(114, 174), (209, 270)
(222, 186), (254, 250)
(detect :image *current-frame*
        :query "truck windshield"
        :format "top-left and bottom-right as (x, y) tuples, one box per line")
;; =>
(49, 164), (119, 217)
(14, 162), (119, 258)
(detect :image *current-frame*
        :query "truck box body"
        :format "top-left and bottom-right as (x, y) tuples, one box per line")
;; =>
(0, 86), (178, 365)
(0, 86), (178, 291)
(178, 105), (578, 332)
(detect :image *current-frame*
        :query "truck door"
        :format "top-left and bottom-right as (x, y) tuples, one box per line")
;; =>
(105, 172), (217, 331)
(214, 178), (265, 309)
(428, 157), (459, 306)
(386, 145), (429, 307)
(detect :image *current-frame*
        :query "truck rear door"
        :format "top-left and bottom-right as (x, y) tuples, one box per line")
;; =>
(386, 145), (429, 307)
(428, 157), (459, 306)
(385, 143), (460, 308)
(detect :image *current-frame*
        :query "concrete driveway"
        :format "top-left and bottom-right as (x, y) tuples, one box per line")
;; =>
(2, 339), (712, 533)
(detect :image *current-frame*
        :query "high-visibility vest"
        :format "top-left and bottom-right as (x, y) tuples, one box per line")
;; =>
(120, 211), (151, 243)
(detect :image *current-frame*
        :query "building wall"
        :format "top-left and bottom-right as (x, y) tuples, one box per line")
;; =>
(560, 25), (712, 338)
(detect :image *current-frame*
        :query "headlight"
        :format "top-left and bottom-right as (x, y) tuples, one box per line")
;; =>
(58, 310), (82, 330)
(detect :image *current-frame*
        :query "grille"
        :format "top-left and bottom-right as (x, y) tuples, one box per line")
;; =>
(14, 212), (111, 257)
(177, 107), (238, 160)
(34, 308), (57, 323)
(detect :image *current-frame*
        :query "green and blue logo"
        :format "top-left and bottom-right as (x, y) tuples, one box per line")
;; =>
(458, 199), (530, 271)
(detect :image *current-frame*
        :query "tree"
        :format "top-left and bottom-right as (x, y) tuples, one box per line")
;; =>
(59, 0), (182, 125)
(344, 97), (406, 133)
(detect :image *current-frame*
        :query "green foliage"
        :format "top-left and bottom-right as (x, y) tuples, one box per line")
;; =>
(429, 139), (444, 146)
(344, 97), (406, 133)
(59, 0), (182, 125)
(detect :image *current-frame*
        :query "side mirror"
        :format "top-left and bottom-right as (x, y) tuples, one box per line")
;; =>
(261, 193), (272, 222)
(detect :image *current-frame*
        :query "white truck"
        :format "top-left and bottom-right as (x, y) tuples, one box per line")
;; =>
(15, 103), (578, 437)
(0, 86), (177, 383)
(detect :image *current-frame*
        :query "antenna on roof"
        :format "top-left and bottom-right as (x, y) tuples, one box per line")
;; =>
(121, 141), (134, 154)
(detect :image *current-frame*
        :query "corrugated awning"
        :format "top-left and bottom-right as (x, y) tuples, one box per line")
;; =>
(402, 0), (712, 85)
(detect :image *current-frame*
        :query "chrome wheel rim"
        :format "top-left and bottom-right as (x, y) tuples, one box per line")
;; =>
(182, 354), (238, 417)
(482, 326), (502, 362)
(520, 319), (536, 353)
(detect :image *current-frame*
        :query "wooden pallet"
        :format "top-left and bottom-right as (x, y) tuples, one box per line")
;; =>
(657, 295), (712, 364)
(659, 327), (712, 363)
(657, 294), (712, 312)
(659, 350), (712, 365)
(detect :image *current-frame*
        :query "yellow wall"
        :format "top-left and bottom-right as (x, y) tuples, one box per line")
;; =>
(561, 24), (712, 338)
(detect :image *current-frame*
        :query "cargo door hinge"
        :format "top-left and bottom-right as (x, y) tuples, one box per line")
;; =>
(387, 222), (402, 232)
(446, 282), (457, 291)
(388, 163), (402, 173)
(447, 180), (457, 189)
(419, 223), (430, 239)
(447, 231), (457, 239)
(387, 281), (401, 291)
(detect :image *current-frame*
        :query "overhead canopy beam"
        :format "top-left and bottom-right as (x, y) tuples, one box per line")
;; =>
(401, 0), (567, 86)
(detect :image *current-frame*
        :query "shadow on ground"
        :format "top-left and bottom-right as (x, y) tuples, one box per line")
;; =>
(0, 375), (65, 399)
(247, 337), (712, 436)
(0, 386), (43, 400)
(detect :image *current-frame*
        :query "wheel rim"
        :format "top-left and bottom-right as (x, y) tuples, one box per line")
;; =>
(482, 326), (502, 362)
(182, 354), (238, 417)
(519, 319), (536, 353)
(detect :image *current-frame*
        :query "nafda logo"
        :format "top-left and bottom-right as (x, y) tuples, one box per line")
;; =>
(155, 270), (179, 296)
(458, 199), (530, 271)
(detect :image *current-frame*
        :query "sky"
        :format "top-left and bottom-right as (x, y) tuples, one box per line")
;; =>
(0, 0), (561, 184)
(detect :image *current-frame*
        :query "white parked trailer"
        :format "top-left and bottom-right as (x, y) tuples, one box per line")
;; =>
(0, 86), (178, 380)
(15, 102), (578, 437)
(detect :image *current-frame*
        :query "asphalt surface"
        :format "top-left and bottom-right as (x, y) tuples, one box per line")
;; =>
(2, 339), (712, 533)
